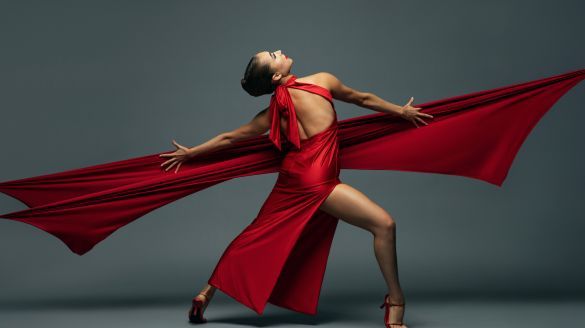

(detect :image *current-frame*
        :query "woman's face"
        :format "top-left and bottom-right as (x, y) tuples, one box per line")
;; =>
(256, 49), (293, 83)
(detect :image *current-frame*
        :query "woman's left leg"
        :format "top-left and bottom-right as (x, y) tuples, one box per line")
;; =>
(319, 183), (405, 304)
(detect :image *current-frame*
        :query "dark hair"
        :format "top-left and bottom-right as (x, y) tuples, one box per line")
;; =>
(241, 53), (276, 97)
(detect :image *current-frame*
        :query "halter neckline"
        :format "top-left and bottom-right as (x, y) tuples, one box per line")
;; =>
(268, 75), (333, 151)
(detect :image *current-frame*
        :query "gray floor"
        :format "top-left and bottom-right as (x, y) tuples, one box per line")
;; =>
(1, 293), (584, 328)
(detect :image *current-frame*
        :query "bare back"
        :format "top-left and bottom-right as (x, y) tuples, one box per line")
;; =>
(279, 74), (336, 140)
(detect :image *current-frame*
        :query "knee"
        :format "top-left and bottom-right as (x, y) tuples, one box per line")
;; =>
(373, 214), (396, 237)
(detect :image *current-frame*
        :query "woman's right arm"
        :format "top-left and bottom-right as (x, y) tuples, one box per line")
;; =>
(186, 106), (271, 157)
(160, 106), (271, 172)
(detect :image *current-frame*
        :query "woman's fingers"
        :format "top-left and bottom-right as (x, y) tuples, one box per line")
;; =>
(416, 108), (433, 119)
(411, 118), (419, 128)
(402, 97), (413, 111)
(159, 141), (190, 172)
(161, 157), (176, 167)
(160, 140), (186, 157)
(165, 160), (178, 171)
(172, 139), (189, 151)
(412, 107), (434, 120)
(416, 117), (428, 125)
(161, 157), (185, 172)
(172, 139), (186, 151)
(400, 97), (433, 128)
(159, 152), (174, 157)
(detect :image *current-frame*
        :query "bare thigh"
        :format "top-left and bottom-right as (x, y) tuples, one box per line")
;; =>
(319, 183), (394, 235)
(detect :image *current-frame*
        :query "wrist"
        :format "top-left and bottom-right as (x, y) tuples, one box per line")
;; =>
(397, 107), (406, 118)
(186, 147), (197, 158)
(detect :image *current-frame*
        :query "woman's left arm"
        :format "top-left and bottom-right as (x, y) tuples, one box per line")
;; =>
(320, 71), (433, 128)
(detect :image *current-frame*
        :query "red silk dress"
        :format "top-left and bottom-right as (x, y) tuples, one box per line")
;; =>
(207, 76), (343, 315)
(1, 68), (584, 315)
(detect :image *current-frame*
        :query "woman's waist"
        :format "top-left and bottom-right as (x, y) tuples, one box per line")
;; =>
(277, 151), (340, 184)
(274, 174), (341, 192)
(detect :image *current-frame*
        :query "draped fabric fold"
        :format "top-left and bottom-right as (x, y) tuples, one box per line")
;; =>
(0, 68), (584, 314)
(268, 76), (301, 150)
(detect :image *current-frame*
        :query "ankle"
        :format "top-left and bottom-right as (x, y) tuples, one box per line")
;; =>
(196, 292), (211, 302)
(201, 286), (216, 297)
(386, 294), (405, 305)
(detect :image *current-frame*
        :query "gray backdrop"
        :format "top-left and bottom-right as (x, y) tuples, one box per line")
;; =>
(1, 0), (584, 306)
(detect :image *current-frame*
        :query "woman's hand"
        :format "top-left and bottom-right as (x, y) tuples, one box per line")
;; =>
(159, 139), (193, 173)
(399, 97), (434, 128)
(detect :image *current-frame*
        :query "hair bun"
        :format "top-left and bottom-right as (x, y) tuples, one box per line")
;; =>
(241, 78), (247, 85)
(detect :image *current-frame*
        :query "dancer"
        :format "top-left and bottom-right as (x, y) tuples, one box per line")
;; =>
(160, 50), (433, 327)
(1, 49), (583, 327)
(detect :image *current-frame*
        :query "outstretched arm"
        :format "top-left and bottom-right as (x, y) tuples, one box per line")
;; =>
(318, 71), (433, 127)
(187, 106), (271, 156)
(159, 106), (271, 173)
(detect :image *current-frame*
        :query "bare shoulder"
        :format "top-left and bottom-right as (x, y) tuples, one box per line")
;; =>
(296, 72), (338, 91)
(301, 71), (366, 104)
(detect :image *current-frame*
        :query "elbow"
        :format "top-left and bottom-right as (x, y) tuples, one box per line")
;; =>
(222, 130), (252, 144)
(357, 92), (372, 107)
(220, 131), (238, 144)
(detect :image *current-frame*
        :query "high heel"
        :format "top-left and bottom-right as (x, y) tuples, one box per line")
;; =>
(188, 293), (209, 324)
(379, 293), (406, 327)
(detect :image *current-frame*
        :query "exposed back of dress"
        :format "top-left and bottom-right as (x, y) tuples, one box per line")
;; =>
(268, 74), (337, 151)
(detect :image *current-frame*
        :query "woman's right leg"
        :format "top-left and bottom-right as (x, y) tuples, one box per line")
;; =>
(319, 183), (405, 305)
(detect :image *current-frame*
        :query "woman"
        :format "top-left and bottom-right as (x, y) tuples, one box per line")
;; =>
(160, 49), (433, 327)
(0, 52), (580, 328)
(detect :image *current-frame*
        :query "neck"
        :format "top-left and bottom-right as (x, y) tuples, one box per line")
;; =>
(279, 74), (295, 85)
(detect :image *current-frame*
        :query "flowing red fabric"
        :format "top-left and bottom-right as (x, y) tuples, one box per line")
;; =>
(1, 68), (584, 315)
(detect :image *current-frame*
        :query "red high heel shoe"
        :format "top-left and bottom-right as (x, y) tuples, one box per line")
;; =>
(379, 293), (406, 327)
(188, 293), (210, 324)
